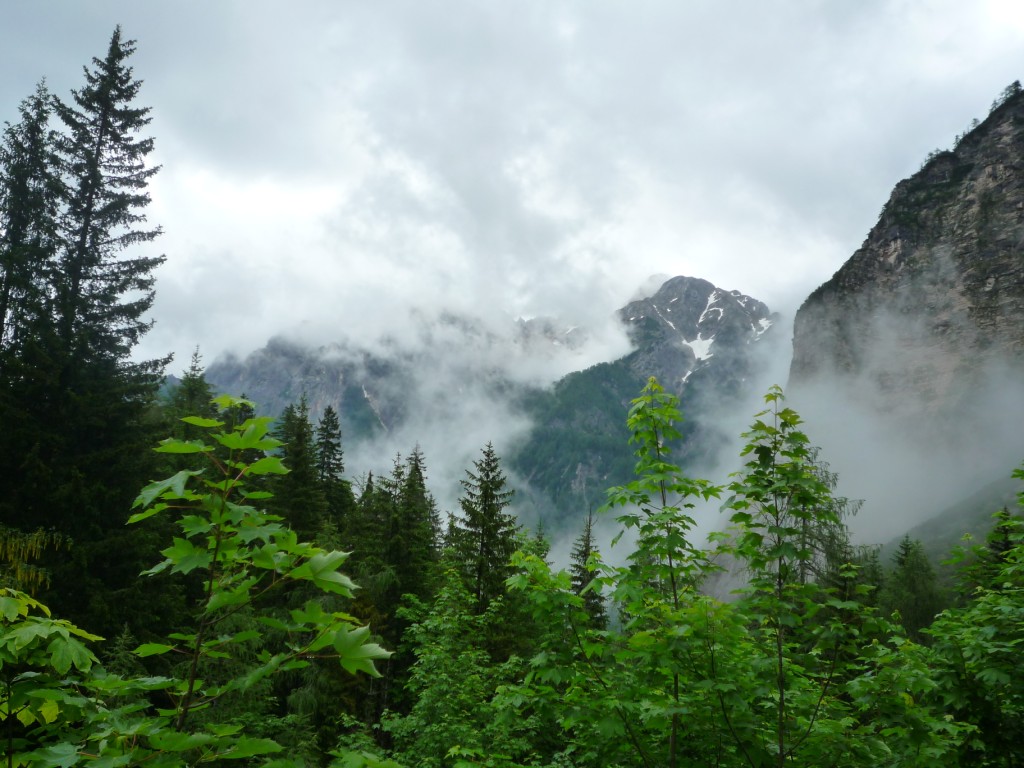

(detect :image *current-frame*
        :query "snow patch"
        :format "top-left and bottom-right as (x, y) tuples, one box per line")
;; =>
(698, 291), (722, 324)
(687, 335), (715, 361)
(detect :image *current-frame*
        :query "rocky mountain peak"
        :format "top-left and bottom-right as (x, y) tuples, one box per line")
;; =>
(790, 83), (1024, 415)
(618, 275), (775, 392)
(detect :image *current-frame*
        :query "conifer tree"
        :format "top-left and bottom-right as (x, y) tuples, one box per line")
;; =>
(165, 348), (216, 437)
(881, 535), (945, 643)
(962, 508), (1024, 592)
(52, 26), (165, 375)
(270, 395), (328, 541)
(0, 29), (169, 635)
(345, 473), (391, 589)
(386, 447), (440, 605)
(455, 443), (518, 612)
(0, 81), (61, 372)
(315, 404), (356, 526)
(315, 404), (344, 483)
(569, 509), (607, 628)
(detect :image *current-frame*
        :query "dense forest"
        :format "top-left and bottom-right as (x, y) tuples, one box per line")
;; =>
(1, 27), (1024, 768)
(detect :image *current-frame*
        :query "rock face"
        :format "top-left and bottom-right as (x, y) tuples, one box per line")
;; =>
(619, 276), (774, 393)
(512, 276), (780, 521)
(790, 85), (1024, 414)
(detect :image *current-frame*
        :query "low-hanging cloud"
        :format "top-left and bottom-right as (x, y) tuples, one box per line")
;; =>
(788, 305), (1024, 546)
(5, 1), (1020, 372)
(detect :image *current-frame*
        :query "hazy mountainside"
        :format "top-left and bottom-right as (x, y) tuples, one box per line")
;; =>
(206, 277), (781, 531)
(208, 337), (405, 441)
(513, 277), (779, 520)
(788, 82), (1024, 544)
(791, 84), (1024, 413)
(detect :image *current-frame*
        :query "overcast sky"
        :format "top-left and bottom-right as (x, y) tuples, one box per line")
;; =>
(4, 1), (1024, 372)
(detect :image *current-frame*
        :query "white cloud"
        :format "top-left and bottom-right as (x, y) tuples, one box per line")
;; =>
(3, 0), (1024, 375)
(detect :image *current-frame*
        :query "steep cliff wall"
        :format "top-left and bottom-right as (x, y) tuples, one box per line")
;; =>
(791, 86), (1024, 415)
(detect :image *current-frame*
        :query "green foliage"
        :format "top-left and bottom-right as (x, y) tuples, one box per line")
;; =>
(452, 444), (518, 613)
(270, 395), (329, 540)
(0, 589), (102, 753)
(719, 385), (966, 766)
(381, 570), (533, 768)
(927, 469), (1024, 766)
(316, 405), (357, 531)
(881, 536), (946, 643)
(28, 394), (389, 767)
(568, 511), (606, 628)
(496, 381), (970, 768)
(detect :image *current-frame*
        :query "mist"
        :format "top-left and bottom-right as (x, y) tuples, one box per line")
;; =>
(788, 318), (1024, 546)
(282, 304), (635, 523)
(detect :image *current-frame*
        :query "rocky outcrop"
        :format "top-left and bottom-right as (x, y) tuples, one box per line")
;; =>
(619, 276), (775, 393)
(790, 85), (1024, 414)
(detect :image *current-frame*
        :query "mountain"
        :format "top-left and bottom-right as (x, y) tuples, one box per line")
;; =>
(788, 82), (1024, 545)
(205, 276), (780, 531)
(512, 276), (779, 522)
(791, 83), (1024, 416)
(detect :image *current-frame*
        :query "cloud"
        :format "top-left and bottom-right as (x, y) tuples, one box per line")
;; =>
(4, 1), (1024, 388)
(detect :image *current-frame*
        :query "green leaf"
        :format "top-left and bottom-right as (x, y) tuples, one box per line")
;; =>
(242, 490), (274, 500)
(247, 456), (290, 476)
(154, 438), (210, 454)
(149, 730), (216, 751)
(162, 538), (212, 575)
(332, 625), (391, 677)
(0, 595), (26, 621)
(180, 415), (224, 428)
(47, 636), (94, 674)
(134, 642), (175, 657)
(289, 551), (355, 595)
(25, 742), (79, 768)
(217, 737), (282, 759)
(131, 469), (203, 511)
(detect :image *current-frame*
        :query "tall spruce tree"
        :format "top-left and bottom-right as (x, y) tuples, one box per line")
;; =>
(0, 29), (169, 635)
(0, 81), (61, 372)
(315, 404), (344, 484)
(569, 509), (607, 628)
(270, 395), (328, 541)
(315, 404), (356, 527)
(386, 447), (440, 605)
(456, 443), (517, 612)
(52, 26), (165, 375)
(881, 536), (945, 643)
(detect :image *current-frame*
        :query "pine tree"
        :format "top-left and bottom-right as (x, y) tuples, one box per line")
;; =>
(315, 404), (356, 528)
(345, 473), (390, 589)
(386, 447), (440, 605)
(882, 536), (945, 643)
(0, 29), (169, 635)
(315, 404), (344, 484)
(52, 26), (165, 376)
(569, 509), (607, 628)
(0, 81), (61, 372)
(965, 508), (1024, 592)
(456, 443), (518, 612)
(165, 348), (216, 437)
(270, 395), (328, 541)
